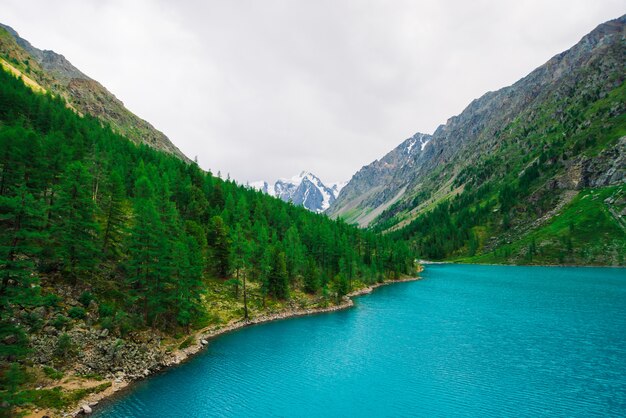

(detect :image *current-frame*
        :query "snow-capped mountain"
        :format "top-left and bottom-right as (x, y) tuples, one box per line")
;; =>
(251, 171), (346, 213)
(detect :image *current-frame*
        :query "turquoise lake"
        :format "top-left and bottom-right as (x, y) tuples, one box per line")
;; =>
(94, 265), (626, 417)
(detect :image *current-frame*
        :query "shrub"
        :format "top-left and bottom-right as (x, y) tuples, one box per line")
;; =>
(98, 303), (115, 318)
(178, 336), (194, 349)
(51, 314), (69, 330)
(100, 317), (114, 331)
(41, 294), (62, 308)
(78, 291), (94, 307)
(67, 306), (86, 319)
(54, 333), (77, 359)
(43, 366), (63, 380)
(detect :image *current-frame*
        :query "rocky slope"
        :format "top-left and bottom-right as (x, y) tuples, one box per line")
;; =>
(251, 171), (345, 212)
(0, 23), (189, 161)
(326, 132), (430, 225)
(328, 14), (626, 264)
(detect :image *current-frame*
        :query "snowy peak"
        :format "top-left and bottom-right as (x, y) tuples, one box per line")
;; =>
(251, 171), (345, 213)
(405, 133), (431, 154)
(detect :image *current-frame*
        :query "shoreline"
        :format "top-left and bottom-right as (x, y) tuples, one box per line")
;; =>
(421, 260), (625, 268)
(72, 275), (423, 416)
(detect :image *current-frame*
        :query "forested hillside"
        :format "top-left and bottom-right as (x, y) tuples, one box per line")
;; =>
(0, 67), (413, 413)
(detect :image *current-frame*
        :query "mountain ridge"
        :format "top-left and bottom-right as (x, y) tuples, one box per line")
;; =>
(329, 14), (626, 265)
(0, 23), (189, 161)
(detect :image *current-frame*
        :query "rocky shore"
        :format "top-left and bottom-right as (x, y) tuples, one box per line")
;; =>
(68, 275), (422, 417)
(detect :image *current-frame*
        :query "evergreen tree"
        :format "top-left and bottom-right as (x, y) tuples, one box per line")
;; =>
(126, 175), (163, 325)
(267, 247), (289, 299)
(284, 225), (305, 283)
(51, 161), (100, 283)
(208, 215), (230, 278)
(329, 273), (349, 303)
(303, 257), (320, 294)
(101, 170), (127, 258)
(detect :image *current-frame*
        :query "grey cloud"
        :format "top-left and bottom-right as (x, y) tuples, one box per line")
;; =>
(2, 0), (624, 184)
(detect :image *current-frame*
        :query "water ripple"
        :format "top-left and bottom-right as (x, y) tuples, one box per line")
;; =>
(95, 265), (626, 417)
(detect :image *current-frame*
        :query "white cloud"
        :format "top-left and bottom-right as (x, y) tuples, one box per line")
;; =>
(2, 0), (624, 183)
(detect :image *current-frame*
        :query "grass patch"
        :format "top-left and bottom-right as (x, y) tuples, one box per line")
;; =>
(178, 336), (194, 350)
(20, 382), (111, 410)
(42, 366), (63, 381)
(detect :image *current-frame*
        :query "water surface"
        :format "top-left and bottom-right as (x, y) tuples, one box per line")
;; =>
(95, 265), (626, 417)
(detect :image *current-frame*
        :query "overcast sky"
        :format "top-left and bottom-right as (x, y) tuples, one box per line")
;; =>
(2, 1), (624, 184)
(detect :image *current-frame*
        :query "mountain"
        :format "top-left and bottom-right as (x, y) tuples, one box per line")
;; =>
(328, 15), (626, 265)
(251, 171), (346, 212)
(327, 132), (431, 225)
(0, 23), (189, 161)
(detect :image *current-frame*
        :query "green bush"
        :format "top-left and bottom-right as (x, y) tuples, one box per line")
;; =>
(98, 303), (115, 318)
(51, 314), (69, 330)
(41, 294), (62, 308)
(78, 291), (94, 307)
(43, 366), (63, 380)
(54, 333), (77, 360)
(100, 317), (114, 331)
(21, 382), (111, 409)
(67, 306), (86, 319)
(178, 336), (194, 349)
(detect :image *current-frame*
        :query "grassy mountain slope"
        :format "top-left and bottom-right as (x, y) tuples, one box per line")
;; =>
(333, 14), (626, 265)
(0, 23), (189, 161)
(459, 185), (626, 265)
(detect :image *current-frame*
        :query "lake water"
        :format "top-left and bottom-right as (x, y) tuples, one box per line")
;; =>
(94, 265), (626, 417)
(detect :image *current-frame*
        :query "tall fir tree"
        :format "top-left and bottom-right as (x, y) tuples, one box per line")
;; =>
(208, 215), (230, 278)
(51, 161), (100, 283)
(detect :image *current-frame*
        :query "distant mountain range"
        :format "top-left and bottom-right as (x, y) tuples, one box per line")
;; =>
(328, 14), (626, 265)
(0, 23), (188, 161)
(251, 171), (346, 212)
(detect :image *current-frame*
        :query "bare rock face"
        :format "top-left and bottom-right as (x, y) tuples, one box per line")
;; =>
(582, 136), (626, 187)
(556, 136), (626, 189)
(326, 132), (431, 225)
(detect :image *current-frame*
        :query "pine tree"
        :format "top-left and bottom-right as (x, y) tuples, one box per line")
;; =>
(267, 247), (289, 299)
(101, 170), (127, 258)
(329, 273), (349, 303)
(208, 215), (230, 278)
(51, 161), (100, 283)
(303, 257), (320, 294)
(0, 185), (45, 298)
(284, 225), (305, 283)
(126, 175), (163, 325)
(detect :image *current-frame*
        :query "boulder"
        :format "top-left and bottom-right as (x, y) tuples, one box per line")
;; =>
(81, 404), (92, 414)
